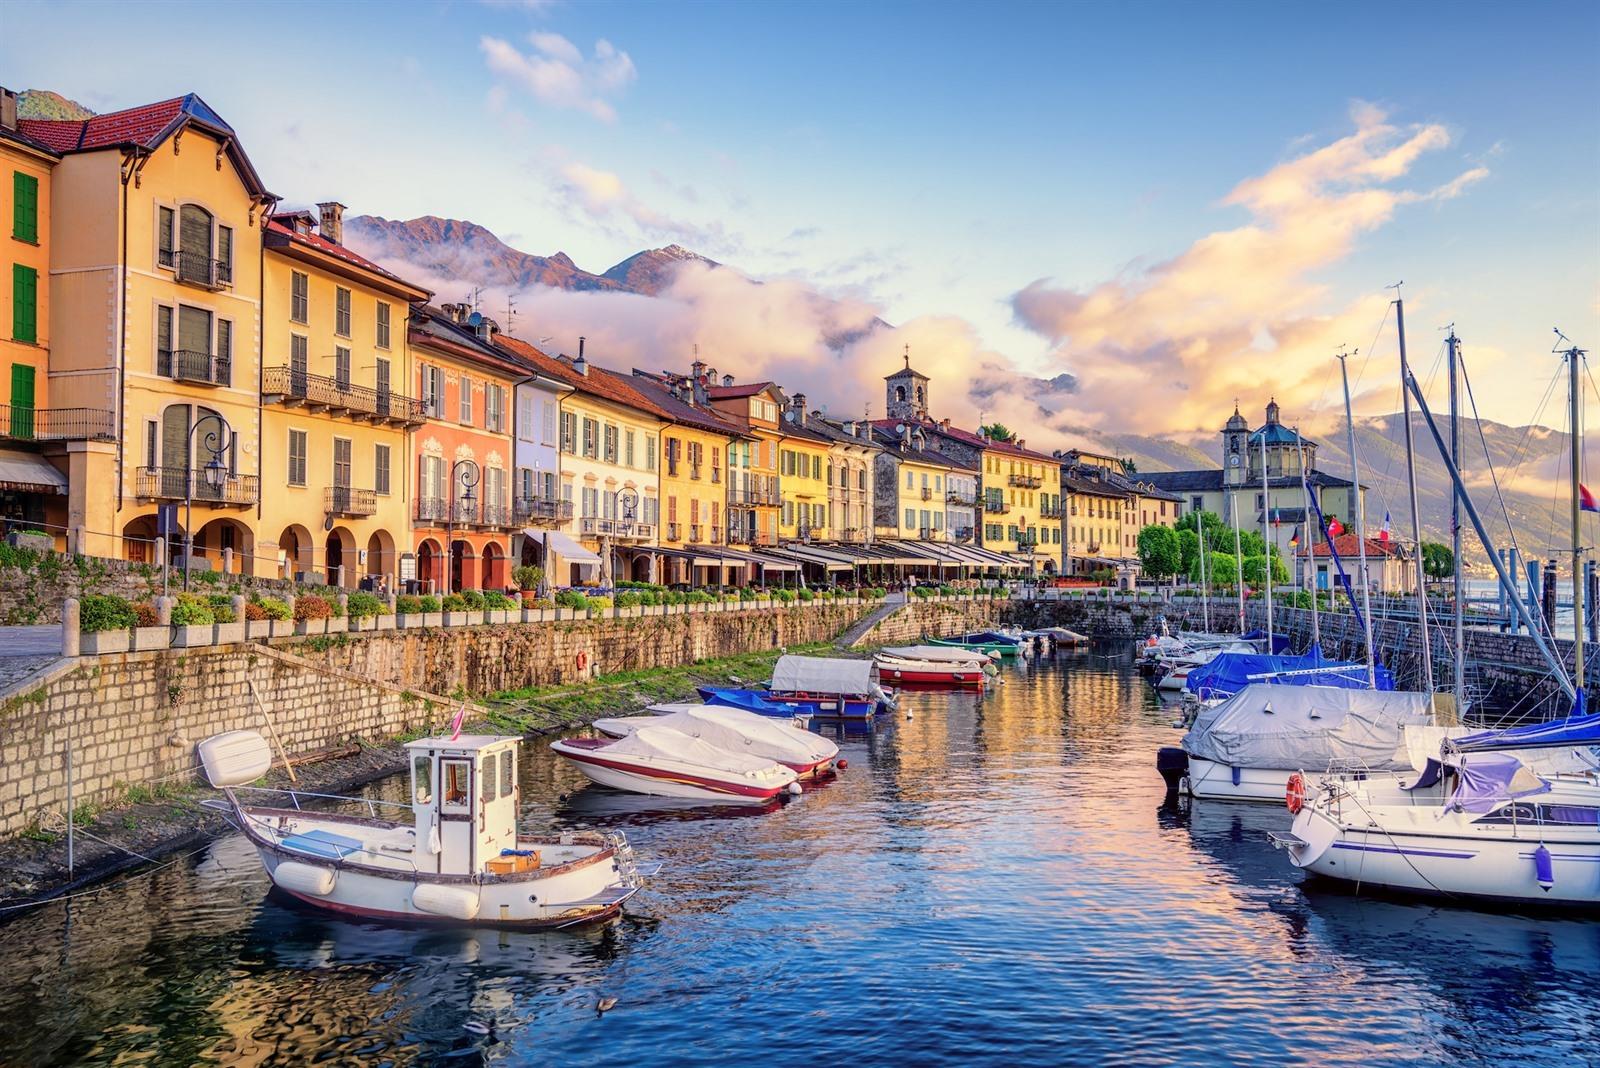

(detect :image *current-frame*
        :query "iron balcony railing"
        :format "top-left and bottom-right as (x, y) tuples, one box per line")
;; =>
(726, 525), (751, 545)
(728, 485), (780, 506)
(689, 464), (702, 481)
(158, 348), (231, 386)
(666, 522), (682, 541)
(836, 527), (867, 543)
(172, 250), (231, 290)
(514, 497), (573, 524)
(325, 486), (377, 517)
(451, 499), (479, 525)
(1040, 501), (1064, 519)
(946, 489), (976, 506)
(263, 367), (425, 425)
(709, 525), (721, 544)
(415, 497), (449, 524)
(690, 524), (704, 543)
(920, 487), (933, 500)
(136, 466), (258, 506)
(953, 526), (974, 542)
(581, 517), (654, 540)
(480, 501), (512, 529)
(1018, 533), (1041, 549)
(0, 405), (115, 442)
(984, 498), (1011, 514)
(1008, 474), (1042, 489)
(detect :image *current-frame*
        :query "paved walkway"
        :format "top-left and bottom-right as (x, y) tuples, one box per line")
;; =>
(835, 593), (907, 648)
(0, 625), (64, 695)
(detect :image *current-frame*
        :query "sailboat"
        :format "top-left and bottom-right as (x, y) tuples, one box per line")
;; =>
(1275, 333), (1600, 906)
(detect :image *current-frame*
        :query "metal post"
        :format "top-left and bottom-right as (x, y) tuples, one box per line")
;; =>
(1337, 350), (1377, 687)
(1297, 429), (1318, 649)
(1259, 425), (1273, 644)
(1567, 346), (1586, 694)
(1230, 489), (1245, 635)
(1448, 331), (1465, 707)
(1498, 548), (1509, 632)
(1395, 297), (1434, 693)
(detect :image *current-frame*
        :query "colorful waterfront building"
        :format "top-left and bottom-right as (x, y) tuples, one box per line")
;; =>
(871, 422), (964, 541)
(22, 94), (274, 574)
(980, 437), (1062, 570)
(0, 90), (88, 536)
(776, 391), (831, 541)
(507, 351), (573, 571)
(407, 304), (523, 592)
(806, 414), (879, 545)
(259, 204), (430, 588)
(706, 373), (783, 548)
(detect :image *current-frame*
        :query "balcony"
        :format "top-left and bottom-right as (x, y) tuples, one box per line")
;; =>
(515, 496), (573, 526)
(918, 527), (945, 541)
(324, 486), (377, 517)
(1040, 501), (1064, 519)
(415, 497), (449, 524)
(1009, 474), (1042, 489)
(136, 466), (258, 507)
(263, 367), (425, 427)
(172, 251), (231, 290)
(836, 526), (867, 544)
(480, 502), (513, 529)
(946, 489), (976, 506)
(689, 524), (704, 543)
(953, 526), (974, 542)
(729, 485), (780, 506)
(919, 487), (932, 500)
(0, 405), (115, 442)
(689, 464), (702, 481)
(984, 498), (1011, 514)
(159, 349), (231, 387)
(580, 517), (653, 541)
(1017, 533), (1041, 549)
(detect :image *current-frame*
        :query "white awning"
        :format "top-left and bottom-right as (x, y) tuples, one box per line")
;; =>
(0, 450), (67, 495)
(524, 528), (602, 565)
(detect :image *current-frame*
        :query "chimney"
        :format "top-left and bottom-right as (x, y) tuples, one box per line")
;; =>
(316, 201), (346, 245)
(705, 366), (717, 384)
(476, 317), (497, 341)
(0, 88), (17, 131)
(573, 336), (588, 376)
(1017, 438), (1026, 449)
(721, 373), (734, 388)
(792, 393), (807, 414)
(940, 417), (951, 431)
(691, 359), (706, 379)
(692, 376), (707, 407)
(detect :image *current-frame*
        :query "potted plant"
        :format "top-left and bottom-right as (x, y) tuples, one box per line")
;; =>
(482, 589), (515, 624)
(78, 594), (135, 655)
(245, 595), (292, 639)
(345, 591), (384, 632)
(129, 600), (169, 650)
(170, 593), (217, 647)
(441, 592), (474, 627)
(293, 592), (333, 636)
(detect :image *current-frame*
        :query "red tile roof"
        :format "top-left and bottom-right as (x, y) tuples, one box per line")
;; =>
(1300, 533), (1407, 559)
(870, 416), (1056, 462)
(264, 217), (429, 298)
(705, 382), (775, 400)
(20, 96), (192, 152)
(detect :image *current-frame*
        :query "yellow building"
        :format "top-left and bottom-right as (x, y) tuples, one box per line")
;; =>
(25, 94), (274, 573)
(260, 204), (430, 587)
(979, 436), (1063, 570)
(708, 376), (783, 547)
(777, 391), (831, 541)
(871, 422), (961, 541)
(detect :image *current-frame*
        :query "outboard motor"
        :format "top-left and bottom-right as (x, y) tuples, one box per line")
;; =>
(1156, 747), (1190, 796)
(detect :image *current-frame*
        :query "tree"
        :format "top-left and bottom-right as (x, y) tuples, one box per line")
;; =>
(1191, 549), (1238, 588)
(1176, 509), (1229, 551)
(1177, 528), (1201, 577)
(1242, 552), (1290, 588)
(981, 422), (1015, 442)
(1421, 541), (1453, 582)
(1136, 525), (1182, 581)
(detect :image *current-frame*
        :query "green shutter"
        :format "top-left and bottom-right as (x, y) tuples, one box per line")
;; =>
(13, 172), (39, 243)
(9, 364), (35, 439)
(12, 265), (37, 344)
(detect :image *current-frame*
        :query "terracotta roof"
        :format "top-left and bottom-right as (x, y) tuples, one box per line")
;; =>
(0, 124), (61, 158)
(1301, 532), (1407, 559)
(870, 416), (1056, 463)
(706, 382), (775, 400)
(265, 217), (429, 298)
(870, 424), (959, 468)
(495, 335), (688, 428)
(630, 374), (749, 438)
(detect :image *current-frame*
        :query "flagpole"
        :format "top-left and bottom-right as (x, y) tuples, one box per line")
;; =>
(1231, 488), (1245, 635)
(1395, 294), (1435, 695)
(1198, 518), (1210, 633)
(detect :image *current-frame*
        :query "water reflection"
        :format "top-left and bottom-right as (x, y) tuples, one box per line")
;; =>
(0, 649), (1597, 1066)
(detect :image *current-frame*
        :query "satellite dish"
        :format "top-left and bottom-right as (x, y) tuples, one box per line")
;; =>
(895, 423), (906, 435)
(467, 311), (483, 327)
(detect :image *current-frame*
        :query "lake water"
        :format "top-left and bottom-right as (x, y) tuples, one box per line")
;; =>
(2, 650), (1597, 1066)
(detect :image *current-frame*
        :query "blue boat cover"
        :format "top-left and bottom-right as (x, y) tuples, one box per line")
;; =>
(1447, 693), (1600, 754)
(1448, 752), (1551, 813)
(281, 828), (364, 860)
(964, 631), (1021, 645)
(1185, 644), (1394, 699)
(1240, 629), (1292, 655)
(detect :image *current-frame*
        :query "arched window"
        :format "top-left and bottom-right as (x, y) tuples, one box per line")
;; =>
(916, 386), (925, 405)
(895, 385), (906, 404)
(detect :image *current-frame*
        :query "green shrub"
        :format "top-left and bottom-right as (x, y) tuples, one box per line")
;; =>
(531, 597), (553, 608)
(254, 595), (291, 621)
(206, 594), (237, 624)
(636, 590), (659, 606)
(483, 589), (515, 609)
(587, 596), (614, 611)
(346, 591), (384, 619)
(190, 569), (222, 587)
(172, 593), (215, 627)
(396, 594), (423, 614)
(616, 591), (642, 608)
(686, 591), (714, 604)
(554, 590), (588, 610)
(79, 594), (137, 633)
(511, 565), (544, 592)
(662, 590), (686, 606)
(797, 588), (815, 601)
(442, 593), (468, 611)
(774, 588), (797, 603)
(293, 594), (331, 622)
(419, 594), (442, 613)
(458, 589), (485, 609)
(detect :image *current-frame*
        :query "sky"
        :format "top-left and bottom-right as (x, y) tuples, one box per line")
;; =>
(4, 0), (1597, 455)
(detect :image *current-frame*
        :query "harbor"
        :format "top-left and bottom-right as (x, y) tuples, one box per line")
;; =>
(4, 648), (1596, 1067)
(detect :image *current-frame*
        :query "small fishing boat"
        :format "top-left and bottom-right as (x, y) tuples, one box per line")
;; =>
(197, 730), (650, 928)
(928, 633), (1021, 657)
(551, 725), (801, 802)
(591, 705), (842, 778)
(700, 655), (887, 721)
(874, 646), (991, 688)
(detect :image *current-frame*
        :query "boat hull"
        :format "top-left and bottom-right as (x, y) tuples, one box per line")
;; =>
(929, 638), (1018, 657)
(697, 686), (875, 720)
(874, 661), (987, 688)
(1186, 757), (1319, 803)
(553, 738), (798, 802)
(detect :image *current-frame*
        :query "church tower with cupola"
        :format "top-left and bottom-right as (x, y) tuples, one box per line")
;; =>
(1222, 402), (1250, 486)
(884, 346), (930, 421)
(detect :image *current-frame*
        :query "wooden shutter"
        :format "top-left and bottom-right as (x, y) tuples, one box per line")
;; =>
(9, 364), (35, 439)
(11, 265), (36, 343)
(375, 444), (391, 495)
(12, 173), (38, 243)
(216, 226), (233, 283)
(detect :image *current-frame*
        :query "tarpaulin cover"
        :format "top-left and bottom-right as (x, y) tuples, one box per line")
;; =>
(770, 655), (876, 695)
(1182, 683), (1434, 770)
(1184, 644), (1393, 699)
(1446, 752), (1550, 814)
(1447, 696), (1600, 755)
(1241, 629), (1293, 655)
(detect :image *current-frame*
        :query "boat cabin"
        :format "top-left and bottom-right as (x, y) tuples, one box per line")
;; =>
(404, 735), (522, 876)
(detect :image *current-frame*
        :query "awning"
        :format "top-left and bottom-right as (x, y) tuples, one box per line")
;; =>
(0, 450), (67, 495)
(768, 545), (853, 571)
(524, 528), (602, 565)
(691, 545), (801, 572)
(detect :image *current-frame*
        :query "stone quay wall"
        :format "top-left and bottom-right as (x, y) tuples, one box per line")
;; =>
(0, 549), (294, 626)
(850, 597), (1008, 647)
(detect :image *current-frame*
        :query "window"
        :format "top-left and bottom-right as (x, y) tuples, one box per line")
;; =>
(335, 286), (352, 337)
(375, 443), (391, 495)
(625, 429), (636, 467)
(217, 226), (233, 282)
(290, 271), (308, 323)
(604, 423), (618, 462)
(517, 389), (535, 442)
(334, 346), (351, 391)
(500, 750), (514, 796)
(812, 456), (821, 480)
(421, 365), (443, 417)
(11, 265), (37, 344)
(904, 507), (915, 528)
(646, 435), (657, 471)
(376, 302), (391, 349)
(665, 436), (679, 475)
(157, 305), (174, 368)
(375, 356), (391, 407)
(11, 173), (38, 243)
(582, 417), (599, 458)
(486, 383), (505, 432)
(441, 759), (470, 812)
(157, 206), (175, 267)
(480, 756), (498, 802)
(145, 419), (158, 469)
(542, 400), (557, 444)
(459, 377), (473, 424)
(560, 410), (577, 452)
(412, 754), (432, 805)
(582, 486), (598, 516)
(288, 429), (308, 486)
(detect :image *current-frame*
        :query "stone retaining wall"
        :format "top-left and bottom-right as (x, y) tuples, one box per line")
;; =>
(0, 549), (294, 626)
(848, 596), (1008, 647)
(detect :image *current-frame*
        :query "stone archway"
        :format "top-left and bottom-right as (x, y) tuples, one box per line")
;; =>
(365, 528), (396, 583)
(277, 523), (314, 581)
(451, 539), (478, 592)
(120, 515), (170, 566)
(326, 525), (357, 587)
(195, 517), (254, 576)
(417, 538), (444, 594)
(481, 541), (506, 591)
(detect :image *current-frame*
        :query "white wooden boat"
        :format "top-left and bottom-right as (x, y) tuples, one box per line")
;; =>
(591, 705), (841, 778)
(198, 730), (651, 928)
(551, 724), (801, 802)
(873, 652), (990, 688)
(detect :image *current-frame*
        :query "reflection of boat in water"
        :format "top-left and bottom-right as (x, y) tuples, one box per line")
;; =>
(558, 783), (787, 824)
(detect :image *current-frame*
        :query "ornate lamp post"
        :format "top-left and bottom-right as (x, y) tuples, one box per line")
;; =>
(183, 413), (235, 592)
(613, 489), (638, 617)
(445, 458), (480, 595)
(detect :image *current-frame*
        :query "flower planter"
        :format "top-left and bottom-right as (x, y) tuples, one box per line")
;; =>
(213, 621), (247, 645)
(246, 620), (274, 640)
(295, 618), (328, 637)
(421, 612), (443, 628)
(132, 625), (171, 651)
(80, 629), (131, 655)
(326, 618), (348, 634)
(443, 611), (473, 627)
(373, 614), (396, 631)
(485, 609), (511, 625)
(172, 623), (215, 648)
(10, 532), (53, 554)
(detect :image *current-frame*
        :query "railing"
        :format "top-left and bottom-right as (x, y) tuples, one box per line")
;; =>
(451, 499), (478, 525)
(172, 250), (231, 290)
(263, 367), (424, 424)
(919, 527), (943, 540)
(690, 524), (703, 543)
(953, 526), (974, 542)
(324, 486), (377, 517)
(726, 525), (751, 545)
(729, 485), (780, 506)
(709, 525), (721, 544)
(1009, 474), (1042, 489)
(984, 499), (1011, 514)
(946, 489), (976, 506)
(689, 464), (702, 481)
(0, 405), (115, 442)
(836, 527), (866, 543)
(1040, 501), (1064, 519)
(920, 487), (932, 500)
(581, 517), (653, 539)
(136, 466), (258, 505)
(515, 497), (573, 524)
(480, 501), (512, 528)
(1017, 534), (1041, 549)
(158, 348), (231, 386)
(415, 497), (448, 524)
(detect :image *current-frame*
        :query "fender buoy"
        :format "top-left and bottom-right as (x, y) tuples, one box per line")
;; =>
(1285, 772), (1305, 815)
(576, 651), (589, 672)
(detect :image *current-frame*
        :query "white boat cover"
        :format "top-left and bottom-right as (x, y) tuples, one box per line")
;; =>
(884, 645), (992, 665)
(1400, 724), (1600, 777)
(599, 725), (784, 776)
(1183, 683), (1434, 771)
(770, 655), (875, 695)
(595, 706), (836, 766)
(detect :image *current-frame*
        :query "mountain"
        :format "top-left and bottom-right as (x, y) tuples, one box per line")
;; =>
(17, 89), (94, 120)
(601, 244), (719, 295)
(345, 216), (638, 293)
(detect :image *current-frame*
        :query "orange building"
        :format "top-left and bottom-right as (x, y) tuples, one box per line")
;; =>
(407, 304), (523, 593)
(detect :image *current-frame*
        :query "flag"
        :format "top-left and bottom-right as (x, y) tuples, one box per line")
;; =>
(1327, 517), (1344, 537)
(1583, 484), (1600, 514)
(449, 700), (466, 741)
(1289, 525), (1300, 549)
(1378, 511), (1391, 543)
(1271, 507), (1281, 528)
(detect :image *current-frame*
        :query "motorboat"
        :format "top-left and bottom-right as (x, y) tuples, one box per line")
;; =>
(700, 655), (888, 721)
(1032, 627), (1089, 647)
(551, 724), (801, 802)
(590, 705), (842, 778)
(698, 686), (874, 720)
(648, 699), (811, 731)
(197, 730), (650, 928)
(928, 633), (1021, 657)
(1272, 709), (1600, 906)
(874, 652), (989, 688)
(1156, 683), (1436, 802)
(1152, 642), (1253, 692)
(1182, 644), (1393, 700)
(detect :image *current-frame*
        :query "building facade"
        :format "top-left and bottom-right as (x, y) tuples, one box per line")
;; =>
(708, 377), (782, 548)
(872, 422), (962, 541)
(807, 414), (878, 545)
(777, 393), (831, 541)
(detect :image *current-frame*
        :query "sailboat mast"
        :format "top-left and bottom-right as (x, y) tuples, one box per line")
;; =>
(1231, 489), (1245, 634)
(1337, 350), (1378, 688)
(1199, 520), (1210, 632)
(1260, 426), (1274, 643)
(1396, 297), (1435, 694)
(1448, 330), (1465, 709)
(1298, 428), (1319, 647)
(1569, 344), (1587, 694)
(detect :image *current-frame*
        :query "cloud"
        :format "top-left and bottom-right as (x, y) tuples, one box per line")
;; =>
(551, 161), (742, 256)
(1010, 103), (1488, 441)
(479, 33), (636, 122)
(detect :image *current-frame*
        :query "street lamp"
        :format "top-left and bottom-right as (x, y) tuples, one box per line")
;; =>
(183, 413), (235, 591)
(613, 489), (638, 616)
(445, 458), (480, 595)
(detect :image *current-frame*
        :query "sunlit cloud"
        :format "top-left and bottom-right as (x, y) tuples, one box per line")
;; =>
(479, 32), (636, 122)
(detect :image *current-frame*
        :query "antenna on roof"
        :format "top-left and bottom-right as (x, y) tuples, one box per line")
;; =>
(469, 285), (484, 311)
(505, 293), (519, 333)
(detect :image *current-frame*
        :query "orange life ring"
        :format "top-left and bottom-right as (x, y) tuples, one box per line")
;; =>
(1285, 772), (1305, 815)
(576, 651), (589, 672)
